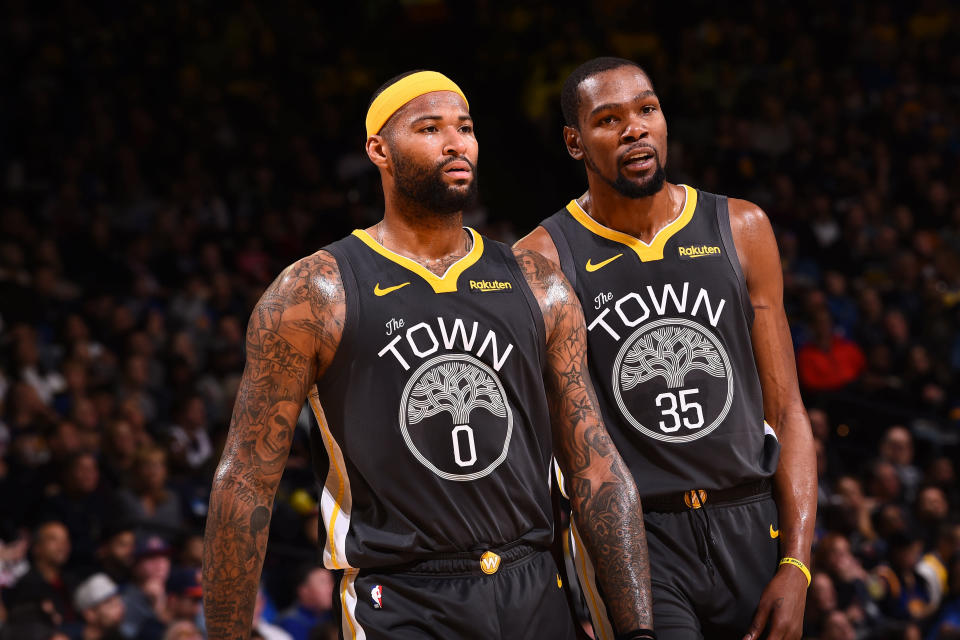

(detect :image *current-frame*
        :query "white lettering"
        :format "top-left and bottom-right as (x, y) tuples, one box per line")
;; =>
(615, 292), (650, 327)
(377, 335), (410, 370)
(385, 317), (404, 336)
(594, 291), (613, 310)
(587, 307), (620, 340)
(691, 288), (725, 327)
(477, 330), (514, 372)
(437, 317), (478, 351)
(406, 322), (440, 357)
(647, 283), (689, 316)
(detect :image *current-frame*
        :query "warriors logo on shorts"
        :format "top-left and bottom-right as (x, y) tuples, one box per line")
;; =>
(612, 317), (733, 443)
(399, 353), (514, 481)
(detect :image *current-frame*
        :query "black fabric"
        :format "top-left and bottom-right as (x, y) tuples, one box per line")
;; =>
(368, 541), (540, 575)
(538, 187), (778, 498)
(641, 479), (771, 513)
(541, 214), (578, 288)
(313, 230), (556, 569)
(339, 550), (577, 639)
(645, 494), (779, 640)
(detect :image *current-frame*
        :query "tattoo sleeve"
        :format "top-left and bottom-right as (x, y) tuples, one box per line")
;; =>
(203, 251), (344, 640)
(513, 249), (653, 633)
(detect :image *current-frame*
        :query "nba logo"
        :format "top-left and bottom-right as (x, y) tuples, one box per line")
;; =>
(370, 584), (383, 609)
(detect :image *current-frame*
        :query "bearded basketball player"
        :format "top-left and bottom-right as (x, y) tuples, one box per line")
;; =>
(516, 58), (816, 640)
(203, 70), (656, 640)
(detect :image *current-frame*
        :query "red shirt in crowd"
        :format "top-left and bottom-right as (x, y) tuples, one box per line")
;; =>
(797, 336), (867, 391)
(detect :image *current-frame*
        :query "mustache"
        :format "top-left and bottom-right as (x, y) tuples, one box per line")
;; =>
(438, 156), (477, 172)
(617, 144), (658, 166)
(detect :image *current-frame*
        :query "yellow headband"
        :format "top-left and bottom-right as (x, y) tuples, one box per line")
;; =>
(365, 71), (469, 137)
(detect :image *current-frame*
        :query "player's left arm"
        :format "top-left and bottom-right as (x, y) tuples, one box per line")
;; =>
(514, 247), (654, 637)
(729, 200), (816, 640)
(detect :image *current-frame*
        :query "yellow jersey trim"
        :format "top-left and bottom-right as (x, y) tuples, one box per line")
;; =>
(309, 391), (345, 570)
(566, 184), (697, 262)
(352, 227), (484, 293)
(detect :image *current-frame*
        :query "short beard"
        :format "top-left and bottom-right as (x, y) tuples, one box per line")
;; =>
(392, 154), (479, 216)
(584, 150), (666, 199)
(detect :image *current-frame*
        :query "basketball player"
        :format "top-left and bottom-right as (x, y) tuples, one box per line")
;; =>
(203, 71), (655, 640)
(516, 58), (816, 640)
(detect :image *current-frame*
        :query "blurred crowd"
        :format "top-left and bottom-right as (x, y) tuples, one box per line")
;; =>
(0, 1), (958, 639)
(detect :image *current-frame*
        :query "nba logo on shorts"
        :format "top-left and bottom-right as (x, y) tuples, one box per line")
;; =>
(370, 584), (383, 609)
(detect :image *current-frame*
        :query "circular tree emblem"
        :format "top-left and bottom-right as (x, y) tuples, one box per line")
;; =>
(399, 353), (513, 481)
(612, 318), (733, 443)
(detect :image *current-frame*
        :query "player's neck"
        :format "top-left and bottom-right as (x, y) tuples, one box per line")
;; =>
(578, 181), (685, 243)
(370, 203), (470, 266)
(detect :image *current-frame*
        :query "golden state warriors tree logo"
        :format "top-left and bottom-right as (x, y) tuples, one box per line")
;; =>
(612, 318), (733, 443)
(399, 353), (513, 481)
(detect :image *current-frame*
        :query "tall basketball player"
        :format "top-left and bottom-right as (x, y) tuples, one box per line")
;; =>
(516, 58), (816, 640)
(203, 71), (655, 640)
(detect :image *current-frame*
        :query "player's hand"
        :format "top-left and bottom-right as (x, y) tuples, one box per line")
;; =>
(742, 565), (808, 640)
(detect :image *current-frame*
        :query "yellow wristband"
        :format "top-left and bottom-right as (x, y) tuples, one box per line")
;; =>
(779, 557), (811, 587)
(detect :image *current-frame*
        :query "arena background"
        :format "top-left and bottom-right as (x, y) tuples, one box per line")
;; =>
(0, 2), (958, 639)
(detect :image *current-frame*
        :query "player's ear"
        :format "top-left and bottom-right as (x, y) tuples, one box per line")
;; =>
(366, 134), (390, 169)
(563, 126), (584, 161)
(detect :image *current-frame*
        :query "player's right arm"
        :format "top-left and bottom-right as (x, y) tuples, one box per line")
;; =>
(203, 251), (345, 640)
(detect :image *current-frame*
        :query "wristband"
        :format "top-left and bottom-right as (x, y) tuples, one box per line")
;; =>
(779, 557), (811, 587)
(616, 631), (657, 640)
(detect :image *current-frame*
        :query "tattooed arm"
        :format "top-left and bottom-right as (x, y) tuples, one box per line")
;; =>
(203, 251), (345, 640)
(514, 248), (653, 634)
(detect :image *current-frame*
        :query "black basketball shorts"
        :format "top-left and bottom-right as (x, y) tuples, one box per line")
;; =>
(572, 489), (779, 640)
(332, 545), (578, 639)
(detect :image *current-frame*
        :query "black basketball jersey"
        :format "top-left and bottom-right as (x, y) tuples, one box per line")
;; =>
(310, 228), (555, 571)
(541, 185), (778, 498)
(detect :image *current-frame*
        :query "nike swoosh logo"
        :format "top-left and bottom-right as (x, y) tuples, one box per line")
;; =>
(770, 525), (779, 539)
(585, 253), (623, 272)
(374, 282), (410, 296)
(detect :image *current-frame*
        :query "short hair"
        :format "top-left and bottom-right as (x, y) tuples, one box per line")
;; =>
(561, 57), (650, 128)
(294, 563), (325, 588)
(367, 70), (428, 137)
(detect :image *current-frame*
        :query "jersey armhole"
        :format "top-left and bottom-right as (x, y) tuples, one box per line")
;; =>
(540, 215), (577, 289)
(316, 243), (360, 386)
(716, 196), (755, 328)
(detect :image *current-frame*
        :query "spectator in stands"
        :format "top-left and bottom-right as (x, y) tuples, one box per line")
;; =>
(814, 533), (877, 631)
(39, 453), (112, 574)
(917, 522), (960, 615)
(9, 521), (76, 625)
(99, 420), (139, 490)
(119, 535), (171, 640)
(797, 309), (866, 392)
(869, 461), (904, 507)
(166, 394), (212, 473)
(880, 426), (923, 502)
(804, 572), (839, 638)
(73, 573), (125, 640)
(871, 530), (934, 627)
(916, 486), (951, 547)
(163, 567), (203, 630)
(93, 524), (135, 588)
(114, 446), (183, 542)
(276, 565), (334, 640)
